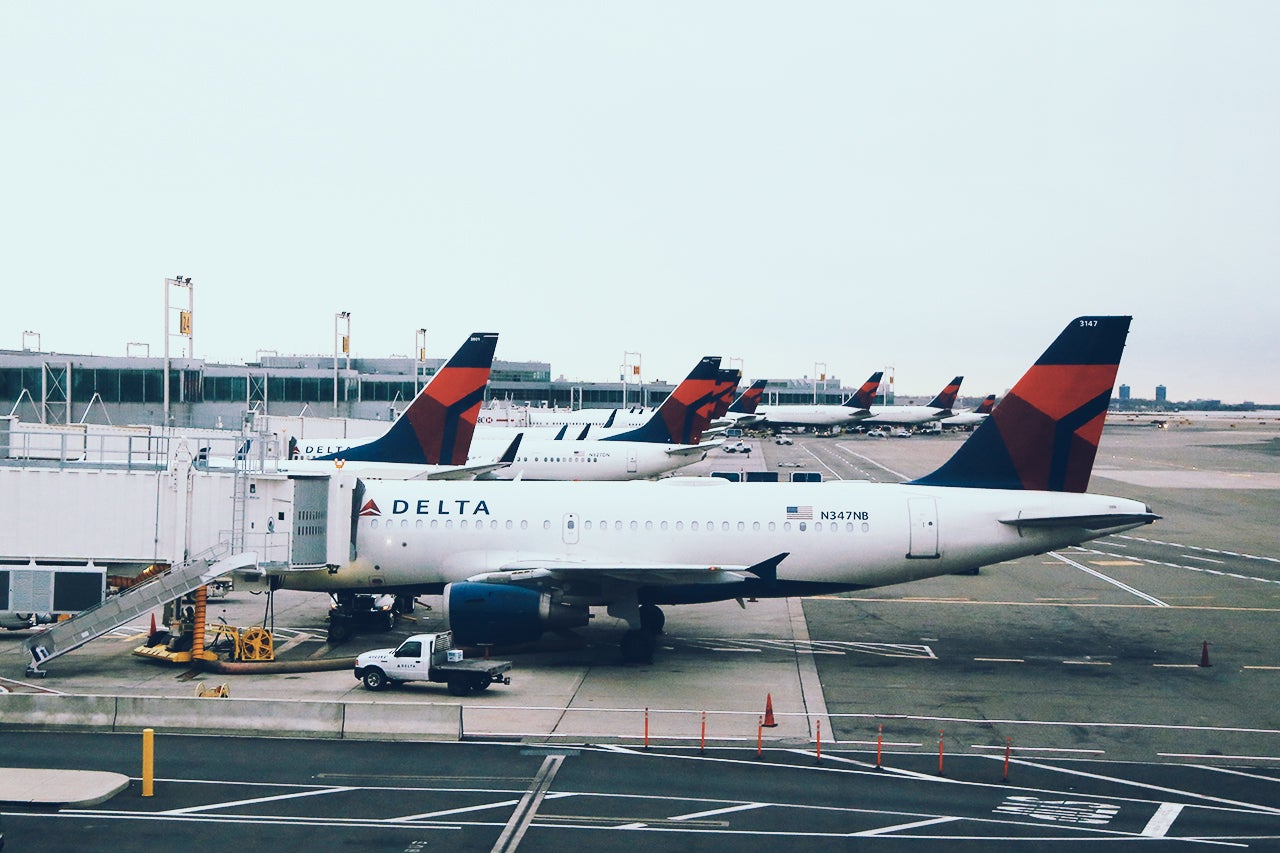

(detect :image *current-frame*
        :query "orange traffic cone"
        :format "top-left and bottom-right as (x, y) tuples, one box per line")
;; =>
(762, 693), (778, 728)
(1199, 640), (1211, 668)
(149, 612), (157, 636)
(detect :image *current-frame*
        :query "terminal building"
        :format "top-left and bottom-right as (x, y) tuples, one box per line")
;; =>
(0, 346), (874, 429)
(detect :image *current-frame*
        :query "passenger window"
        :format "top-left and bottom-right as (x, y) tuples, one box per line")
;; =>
(660, 521), (669, 531)
(370, 519), (379, 530)
(630, 521), (638, 531)
(691, 521), (699, 531)
(520, 520), (528, 530)
(505, 520), (513, 529)
(645, 521), (653, 531)
(460, 520), (468, 530)
(543, 520), (551, 529)
(431, 519), (438, 529)
(769, 522), (776, 532)
(415, 520), (423, 528)
(799, 522), (807, 531)
(676, 521), (684, 531)
(783, 522), (791, 532)
(722, 521), (730, 531)
(752, 521), (760, 531)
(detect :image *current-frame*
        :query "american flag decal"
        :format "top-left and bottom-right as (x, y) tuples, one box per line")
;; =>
(786, 505), (813, 520)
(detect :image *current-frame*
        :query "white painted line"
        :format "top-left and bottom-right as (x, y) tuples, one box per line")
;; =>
(1153, 664), (1200, 669)
(1051, 551), (1170, 607)
(853, 815), (960, 836)
(799, 445), (845, 480)
(1182, 554), (1226, 564)
(969, 745), (1104, 754)
(1062, 660), (1111, 666)
(839, 447), (911, 481)
(1159, 753), (1280, 763)
(670, 802), (769, 821)
(394, 798), (522, 821)
(1243, 666), (1280, 671)
(1142, 802), (1185, 837)
(162, 786), (356, 814)
(974, 658), (1024, 663)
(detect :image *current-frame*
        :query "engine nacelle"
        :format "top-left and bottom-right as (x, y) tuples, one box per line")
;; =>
(443, 582), (588, 646)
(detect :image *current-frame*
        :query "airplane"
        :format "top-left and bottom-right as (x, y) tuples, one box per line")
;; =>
(939, 393), (996, 430)
(277, 316), (1157, 662)
(203, 332), (519, 480)
(860, 375), (964, 427)
(460, 356), (729, 480)
(753, 371), (883, 431)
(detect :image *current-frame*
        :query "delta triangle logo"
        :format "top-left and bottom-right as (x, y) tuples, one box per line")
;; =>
(358, 499), (382, 517)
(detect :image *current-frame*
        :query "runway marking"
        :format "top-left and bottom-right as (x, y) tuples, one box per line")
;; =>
(838, 447), (910, 481)
(492, 754), (565, 853)
(1243, 666), (1280, 671)
(1182, 554), (1226, 564)
(1050, 551), (1170, 607)
(1142, 802), (1185, 837)
(161, 785), (357, 814)
(799, 445), (845, 480)
(973, 657), (1024, 663)
(1008, 757), (1280, 816)
(853, 815), (960, 836)
(1116, 535), (1280, 566)
(1062, 660), (1111, 666)
(1159, 753), (1280, 763)
(670, 802), (769, 821)
(970, 745), (1104, 755)
(1195, 765), (1280, 784)
(1076, 547), (1280, 587)
(681, 638), (937, 659)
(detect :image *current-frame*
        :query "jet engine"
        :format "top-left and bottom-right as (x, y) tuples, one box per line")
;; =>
(443, 582), (589, 646)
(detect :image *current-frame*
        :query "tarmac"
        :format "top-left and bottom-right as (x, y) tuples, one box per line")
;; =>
(2, 412), (1279, 808)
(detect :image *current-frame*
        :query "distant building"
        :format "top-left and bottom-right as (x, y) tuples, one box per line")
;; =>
(1118, 384), (1130, 401)
(1155, 385), (1167, 403)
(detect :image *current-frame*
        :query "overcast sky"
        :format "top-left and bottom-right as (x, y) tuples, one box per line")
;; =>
(3, 3), (1278, 403)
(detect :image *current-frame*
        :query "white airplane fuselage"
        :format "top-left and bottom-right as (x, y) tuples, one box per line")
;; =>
(861, 406), (949, 427)
(464, 437), (705, 481)
(281, 478), (1152, 596)
(755, 405), (868, 429)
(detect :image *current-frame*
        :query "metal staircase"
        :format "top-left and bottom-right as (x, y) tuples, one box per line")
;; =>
(22, 549), (258, 676)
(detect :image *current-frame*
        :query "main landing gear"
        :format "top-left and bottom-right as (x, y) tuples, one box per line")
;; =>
(619, 603), (666, 664)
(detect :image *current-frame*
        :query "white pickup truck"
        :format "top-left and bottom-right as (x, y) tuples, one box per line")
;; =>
(354, 632), (513, 696)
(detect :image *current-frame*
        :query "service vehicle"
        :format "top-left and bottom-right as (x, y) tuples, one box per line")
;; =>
(773, 435), (793, 445)
(354, 631), (513, 696)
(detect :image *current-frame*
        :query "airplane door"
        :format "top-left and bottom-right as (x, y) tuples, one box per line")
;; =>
(907, 498), (939, 559)
(563, 512), (579, 545)
(627, 450), (638, 474)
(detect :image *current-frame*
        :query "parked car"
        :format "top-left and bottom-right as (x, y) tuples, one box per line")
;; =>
(774, 435), (793, 445)
(865, 427), (890, 437)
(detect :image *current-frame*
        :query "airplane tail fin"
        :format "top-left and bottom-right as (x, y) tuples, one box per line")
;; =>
(728, 379), (768, 415)
(604, 357), (723, 444)
(911, 317), (1130, 493)
(321, 332), (498, 466)
(711, 369), (743, 418)
(845, 371), (884, 410)
(975, 393), (997, 415)
(927, 376), (964, 411)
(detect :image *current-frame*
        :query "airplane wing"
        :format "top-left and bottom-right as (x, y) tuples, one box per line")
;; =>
(466, 552), (789, 588)
(422, 433), (523, 481)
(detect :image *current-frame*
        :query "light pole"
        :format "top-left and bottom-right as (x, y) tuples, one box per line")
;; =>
(334, 311), (351, 411)
(163, 275), (193, 428)
(414, 328), (427, 395)
(882, 366), (895, 406)
(621, 351), (641, 409)
(814, 362), (827, 404)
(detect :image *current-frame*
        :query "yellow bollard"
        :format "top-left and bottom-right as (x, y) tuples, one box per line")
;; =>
(142, 728), (155, 797)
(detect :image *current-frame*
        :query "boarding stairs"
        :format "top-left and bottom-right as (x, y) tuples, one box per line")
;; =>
(22, 548), (259, 676)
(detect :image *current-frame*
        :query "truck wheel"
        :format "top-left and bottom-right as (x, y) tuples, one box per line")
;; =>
(472, 677), (491, 692)
(362, 668), (389, 691)
(447, 678), (471, 696)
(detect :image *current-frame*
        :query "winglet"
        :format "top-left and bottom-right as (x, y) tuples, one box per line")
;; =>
(318, 331), (498, 466)
(746, 552), (789, 584)
(498, 432), (523, 464)
(911, 317), (1131, 492)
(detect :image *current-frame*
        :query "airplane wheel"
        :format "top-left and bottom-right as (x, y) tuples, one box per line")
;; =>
(620, 630), (655, 664)
(639, 604), (665, 635)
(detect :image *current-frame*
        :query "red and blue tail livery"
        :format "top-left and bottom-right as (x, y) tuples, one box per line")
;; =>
(912, 316), (1130, 493)
(319, 332), (498, 466)
(604, 356), (724, 445)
